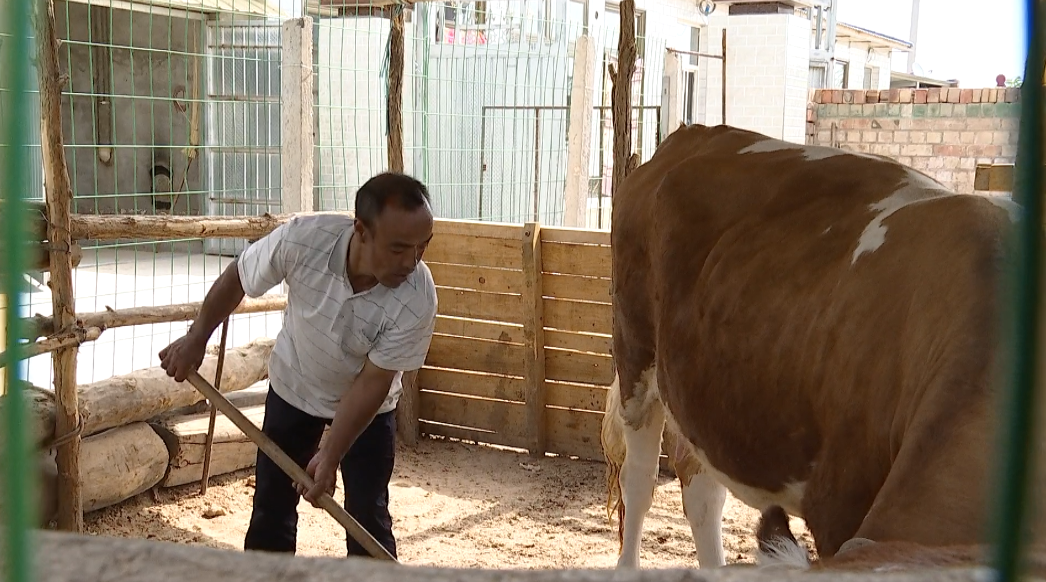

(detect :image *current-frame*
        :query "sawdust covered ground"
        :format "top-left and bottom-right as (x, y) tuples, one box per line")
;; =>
(84, 436), (813, 569)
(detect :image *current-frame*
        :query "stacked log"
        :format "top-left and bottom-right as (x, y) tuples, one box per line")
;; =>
(0, 337), (275, 516)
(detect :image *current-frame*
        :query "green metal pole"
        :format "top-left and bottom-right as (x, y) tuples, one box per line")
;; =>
(990, 1), (1044, 580)
(1, 0), (37, 579)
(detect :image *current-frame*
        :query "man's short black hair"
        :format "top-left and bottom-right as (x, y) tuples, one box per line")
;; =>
(355, 172), (431, 227)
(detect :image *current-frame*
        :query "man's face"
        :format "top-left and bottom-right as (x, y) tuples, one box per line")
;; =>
(355, 201), (434, 288)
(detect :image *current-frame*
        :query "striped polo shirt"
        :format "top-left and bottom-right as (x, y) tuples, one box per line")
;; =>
(236, 214), (437, 418)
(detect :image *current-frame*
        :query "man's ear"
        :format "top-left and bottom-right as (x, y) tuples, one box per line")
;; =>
(353, 218), (369, 242)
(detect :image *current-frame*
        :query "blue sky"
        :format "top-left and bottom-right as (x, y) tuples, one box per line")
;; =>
(837, 0), (1028, 87)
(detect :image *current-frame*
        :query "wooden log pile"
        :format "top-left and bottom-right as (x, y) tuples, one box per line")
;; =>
(0, 337), (275, 516)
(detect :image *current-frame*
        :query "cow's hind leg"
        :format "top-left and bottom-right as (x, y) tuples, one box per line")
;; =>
(680, 466), (728, 567)
(664, 428), (727, 567)
(603, 368), (666, 569)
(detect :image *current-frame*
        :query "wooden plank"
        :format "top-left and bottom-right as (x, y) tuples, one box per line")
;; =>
(426, 233), (522, 269)
(541, 242), (611, 278)
(544, 329), (612, 355)
(522, 222), (546, 457)
(547, 407), (604, 461)
(417, 421), (528, 451)
(542, 273), (612, 303)
(418, 368), (607, 412)
(436, 288), (522, 324)
(545, 347), (615, 385)
(974, 163), (1015, 192)
(428, 262), (521, 294)
(540, 225), (611, 245)
(418, 391), (528, 438)
(434, 316), (523, 343)
(424, 334), (524, 376)
(433, 218), (523, 240)
(546, 381), (608, 412)
(417, 367), (525, 401)
(544, 298), (613, 335)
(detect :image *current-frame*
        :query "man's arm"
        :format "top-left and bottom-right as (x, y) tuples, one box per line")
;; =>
(159, 223), (293, 381)
(188, 260), (246, 343)
(299, 359), (398, 503)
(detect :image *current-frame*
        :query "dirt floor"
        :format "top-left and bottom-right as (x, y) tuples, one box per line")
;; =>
(84, 436), (814, 569)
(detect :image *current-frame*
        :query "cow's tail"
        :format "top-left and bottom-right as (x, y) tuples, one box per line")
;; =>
(756, 505), (812, 570)
(600, 373), (628, 550)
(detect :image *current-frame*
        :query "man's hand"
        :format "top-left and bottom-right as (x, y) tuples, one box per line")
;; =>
(297, 449), (338, 506)
(158, 331), (208, 382)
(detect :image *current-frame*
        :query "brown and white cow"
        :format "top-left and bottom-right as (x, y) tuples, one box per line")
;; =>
(602, 122), (1032, 569)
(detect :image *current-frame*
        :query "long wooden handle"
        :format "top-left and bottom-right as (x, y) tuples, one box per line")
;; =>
(184, 369), (398, 562)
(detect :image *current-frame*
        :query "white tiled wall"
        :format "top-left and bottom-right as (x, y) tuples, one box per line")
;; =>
(699, 12), (809, 142)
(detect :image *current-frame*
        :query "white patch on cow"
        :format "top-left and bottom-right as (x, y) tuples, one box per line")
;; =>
(616, 366), (666, 570)
(739, 139), (877, 162)
(822, 226), (832, 236)
(756, 536), (811, 570)
(620, 366), (661, 424)
(851, 173), (955, 265)
(663, 414), (808, 518)
(680, 471), (728, 568)
(984, 195), (1021, 223)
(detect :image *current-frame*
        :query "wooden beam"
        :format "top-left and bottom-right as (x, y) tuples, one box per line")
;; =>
(18, 294), (287, 340)
(387, 6), (405, 172)
(609, 0), (637, 198)
(974, 163), (1016, 192)
(522, 222), (546, 457)
(0, 326), (102, 369)
(395, 369), (421, 447)
(36, 0), (83, 533)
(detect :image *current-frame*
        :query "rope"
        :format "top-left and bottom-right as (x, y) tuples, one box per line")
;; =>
(47, 417), (83, 453)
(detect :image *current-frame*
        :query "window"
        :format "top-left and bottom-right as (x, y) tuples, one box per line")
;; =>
(809, 63), (828, 89)
(689, 26), (701, 66)
(833, 60), (849, 89)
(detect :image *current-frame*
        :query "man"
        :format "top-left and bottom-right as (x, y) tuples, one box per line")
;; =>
(158, 172), (438, 559)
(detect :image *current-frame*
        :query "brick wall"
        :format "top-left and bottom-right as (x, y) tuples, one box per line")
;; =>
(806, 88), (1022, 195)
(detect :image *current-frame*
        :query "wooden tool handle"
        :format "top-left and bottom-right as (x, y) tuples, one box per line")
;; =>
(185, 369), (398, 562)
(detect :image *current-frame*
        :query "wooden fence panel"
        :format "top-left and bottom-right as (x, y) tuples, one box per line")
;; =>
(413, 219), (617, 462)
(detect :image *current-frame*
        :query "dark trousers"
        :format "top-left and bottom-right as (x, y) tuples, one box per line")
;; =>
(244, 385), (397, 558)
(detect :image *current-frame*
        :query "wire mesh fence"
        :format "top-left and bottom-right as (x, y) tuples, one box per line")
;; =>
(0, 0), (671, 390)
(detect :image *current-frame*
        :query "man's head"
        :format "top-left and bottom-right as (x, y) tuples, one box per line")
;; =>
(353, 172), (434, 288)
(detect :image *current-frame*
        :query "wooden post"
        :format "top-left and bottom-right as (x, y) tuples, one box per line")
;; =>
(610, 0), (637, 198)
(280, 17), (314, 213)
(395, 369), (421, 447)
(563, 35), (596, 228)
(521, 222), (546, 457)
(36, 0), (83, 532)
(387, 6), (405, 172)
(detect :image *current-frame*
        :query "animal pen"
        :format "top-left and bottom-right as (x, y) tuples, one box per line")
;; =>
(0, 0), (1042, 579)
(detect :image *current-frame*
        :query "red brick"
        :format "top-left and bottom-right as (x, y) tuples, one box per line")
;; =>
(927, 88), (942, 103)
(851, 90), (866, 104)
(888, 88), (901, 102)
(972, 89), (983, 103)
(1004, 88), (1021, 102)
(934, 145), (964, 157)
(947, 88), (962, 103)
(959, 89), (973, 104)
(899, 89), (914, 103)
(914, 89), (928, 104)
(812, 89), (824, 104)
